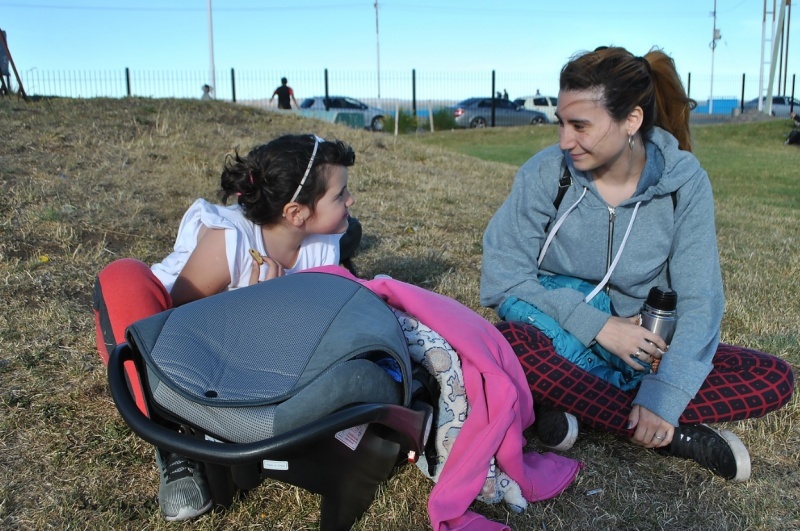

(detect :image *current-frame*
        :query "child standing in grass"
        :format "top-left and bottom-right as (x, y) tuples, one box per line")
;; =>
(480, 46), (794, 482)
(92, 133), (358, 521)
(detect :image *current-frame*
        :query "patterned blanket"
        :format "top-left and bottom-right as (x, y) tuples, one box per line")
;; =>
(394, 309), (527, 513)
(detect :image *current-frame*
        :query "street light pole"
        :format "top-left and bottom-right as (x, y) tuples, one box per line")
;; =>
(709, 0), (721, 115)
(207, 0), (216, 96)
(375, 0), (381, 99)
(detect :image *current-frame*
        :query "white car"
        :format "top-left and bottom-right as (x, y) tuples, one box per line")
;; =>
(514, 95), (558, 123)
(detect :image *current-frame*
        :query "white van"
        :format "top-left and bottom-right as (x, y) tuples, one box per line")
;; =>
(513, 95), (558, 123)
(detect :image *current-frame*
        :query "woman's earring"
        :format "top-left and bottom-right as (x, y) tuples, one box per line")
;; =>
(628, 134), (635, 150)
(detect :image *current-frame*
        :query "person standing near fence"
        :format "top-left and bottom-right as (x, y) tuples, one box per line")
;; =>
(271, 77), (298, 110)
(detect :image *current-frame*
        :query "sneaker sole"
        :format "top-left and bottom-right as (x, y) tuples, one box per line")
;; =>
(718, 429), (751, 482)
(164, 499), (213, 522)
(541, 413), (579, 452)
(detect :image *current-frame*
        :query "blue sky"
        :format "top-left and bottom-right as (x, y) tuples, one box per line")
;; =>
(1, 1), (796, 100)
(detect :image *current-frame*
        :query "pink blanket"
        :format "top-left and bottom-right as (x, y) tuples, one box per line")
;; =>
(307, 266), (581, 530)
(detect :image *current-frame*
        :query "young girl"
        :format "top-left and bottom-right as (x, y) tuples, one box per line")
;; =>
(92, 133), (357, 521)
(480, 47), (794, 482)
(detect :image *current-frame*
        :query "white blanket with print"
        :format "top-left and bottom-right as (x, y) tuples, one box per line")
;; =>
(394, 309), (526, 512)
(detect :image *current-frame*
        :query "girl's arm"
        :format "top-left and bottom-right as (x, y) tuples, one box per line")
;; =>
(170, 227), (231, 306)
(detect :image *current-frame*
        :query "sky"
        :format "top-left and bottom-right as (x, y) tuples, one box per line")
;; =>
(1, 1), (797, 101)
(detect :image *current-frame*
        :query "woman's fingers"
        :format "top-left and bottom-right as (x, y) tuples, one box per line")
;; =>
(630, 407), (674, 448)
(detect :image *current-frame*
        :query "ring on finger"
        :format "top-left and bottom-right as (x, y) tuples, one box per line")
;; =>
(654, 434), (665, 440)
(631, 350), (641, 359)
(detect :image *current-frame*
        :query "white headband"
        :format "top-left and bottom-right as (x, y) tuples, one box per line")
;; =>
(289, 135), (325, 203)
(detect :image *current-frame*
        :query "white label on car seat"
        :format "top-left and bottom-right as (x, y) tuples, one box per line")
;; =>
(335, 424), (368, 450)
(262, 460), (289, 471)
(204, 434), (222, 443)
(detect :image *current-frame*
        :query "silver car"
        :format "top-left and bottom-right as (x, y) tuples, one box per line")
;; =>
(299, 96), (386, 131)
(452, 97), (548, 128)
(743, 95), (800, 117)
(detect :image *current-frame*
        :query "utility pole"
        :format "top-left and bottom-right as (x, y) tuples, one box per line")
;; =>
(207, 0), (216, 96)
(783, 0), (792, 95)
(375, 0), (381, 99)
(709, 0), (721, 114)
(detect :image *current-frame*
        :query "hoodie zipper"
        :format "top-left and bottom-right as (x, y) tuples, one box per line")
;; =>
(605, 206), (616, 294)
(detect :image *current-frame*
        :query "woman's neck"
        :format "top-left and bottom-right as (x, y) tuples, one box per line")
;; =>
(592, 143), (647, 207)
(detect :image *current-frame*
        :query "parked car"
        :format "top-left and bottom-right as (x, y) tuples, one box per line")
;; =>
(742, 95), (800, 117)
(514, 94), (558, 123)
(299, 96), (387, 131)
(451, 97), (548, 128)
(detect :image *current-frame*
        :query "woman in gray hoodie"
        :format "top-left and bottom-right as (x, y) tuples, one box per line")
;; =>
(480, 47), (794, 482)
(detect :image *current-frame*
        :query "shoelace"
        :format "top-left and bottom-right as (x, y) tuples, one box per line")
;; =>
(164, 454), (197, 483)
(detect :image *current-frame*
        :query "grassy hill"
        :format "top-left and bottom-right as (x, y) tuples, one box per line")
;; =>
(1, 96), (797, 530)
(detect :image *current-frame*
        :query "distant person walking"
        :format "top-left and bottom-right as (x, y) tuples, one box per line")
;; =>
(271, 77), (298, 110)
(200, 84), (213, 100)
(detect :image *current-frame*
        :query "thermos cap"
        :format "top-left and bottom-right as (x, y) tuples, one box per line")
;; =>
(645, 286), (677, 312)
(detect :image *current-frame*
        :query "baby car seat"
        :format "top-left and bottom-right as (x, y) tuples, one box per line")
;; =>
(108, 272), (433, 530)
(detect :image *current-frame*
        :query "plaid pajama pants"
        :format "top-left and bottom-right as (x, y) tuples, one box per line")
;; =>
(497, 321), (795, 436)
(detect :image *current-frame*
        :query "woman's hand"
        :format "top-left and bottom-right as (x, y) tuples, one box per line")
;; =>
(628, 405), (673, 448)
(595, 315), (667, 371)
(248, 256), (285, 285)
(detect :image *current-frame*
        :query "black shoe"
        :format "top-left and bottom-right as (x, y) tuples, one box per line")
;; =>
(534, 406), (579, 451)
(660, 424), (751, 482)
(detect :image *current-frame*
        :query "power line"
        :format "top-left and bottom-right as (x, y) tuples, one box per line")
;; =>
(0, 2), (367, 12)
(0, 1), (711, 18)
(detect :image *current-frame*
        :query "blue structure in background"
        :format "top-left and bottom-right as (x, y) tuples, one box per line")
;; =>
(693, 98), (740, 115)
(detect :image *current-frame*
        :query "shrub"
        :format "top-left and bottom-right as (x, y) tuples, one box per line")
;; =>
(384, 108), (418, 134)
(432, 107), (457, 130)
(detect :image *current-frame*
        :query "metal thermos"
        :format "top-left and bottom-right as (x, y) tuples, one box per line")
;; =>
(640, 287), (677, 344)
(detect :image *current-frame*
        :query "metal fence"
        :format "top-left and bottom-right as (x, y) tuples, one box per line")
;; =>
(7, 67), (798, 118)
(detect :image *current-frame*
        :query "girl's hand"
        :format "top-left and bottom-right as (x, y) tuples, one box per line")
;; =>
(248, 256), (285, 285)
(262, 256), (285, 280)
(595, 316), (667, 371)
(627, 405), (674, 448)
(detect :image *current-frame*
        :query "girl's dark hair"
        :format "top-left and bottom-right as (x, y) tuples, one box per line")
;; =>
(560, 46), (697, 151)
(219, 134), (355, 226)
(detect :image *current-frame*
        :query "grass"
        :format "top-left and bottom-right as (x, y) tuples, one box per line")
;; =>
(1, 97), (798, 530)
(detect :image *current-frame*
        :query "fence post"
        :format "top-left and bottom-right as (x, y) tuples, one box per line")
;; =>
(125, 67), (131, 97)
(230, 68), (236, 102)
(491, 70), (496, 127)
(412, 68), (416, 118)
(740, 73), (745, 114)
(324, 68), (329, 110)
(686, 72), (691, 100)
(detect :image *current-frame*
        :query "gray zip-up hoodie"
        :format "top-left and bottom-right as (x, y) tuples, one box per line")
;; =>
(480, 127), (724, 426)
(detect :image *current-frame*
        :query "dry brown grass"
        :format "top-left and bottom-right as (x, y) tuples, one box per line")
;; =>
(1, 97), (797, 530)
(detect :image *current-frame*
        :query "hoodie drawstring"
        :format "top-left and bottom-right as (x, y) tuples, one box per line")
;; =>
(538, 190), (642, 303)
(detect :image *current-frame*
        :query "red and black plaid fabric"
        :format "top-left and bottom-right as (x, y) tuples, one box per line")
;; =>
(498, 321), (795, 436)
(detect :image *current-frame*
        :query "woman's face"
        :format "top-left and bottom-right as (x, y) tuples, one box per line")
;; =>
(556, 89), (631, 176)
(305, 164), (354, 234)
